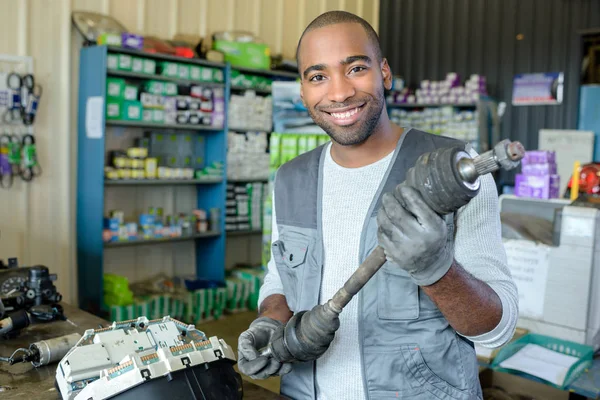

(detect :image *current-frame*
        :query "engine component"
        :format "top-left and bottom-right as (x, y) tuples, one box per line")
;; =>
(0, 309), (30, 337)
(55, 316), (242, 400)
(0, 332), (81, 366)
(261, 139), (525, 364)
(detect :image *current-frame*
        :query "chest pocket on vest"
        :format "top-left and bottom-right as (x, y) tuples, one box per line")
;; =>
(377, 262), (419, 320)
(272, 236), (309, 312)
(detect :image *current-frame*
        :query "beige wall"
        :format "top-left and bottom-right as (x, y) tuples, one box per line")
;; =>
(0, 0), (379, 304)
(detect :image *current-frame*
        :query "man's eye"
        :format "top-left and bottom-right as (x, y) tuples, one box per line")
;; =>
(310, 74), (325, 82)
(350, 66), (366, 74)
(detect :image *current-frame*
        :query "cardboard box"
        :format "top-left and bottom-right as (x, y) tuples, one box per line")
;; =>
(106, 78), (125, 99)
(144, 81), (165, 95)
(479, 369), (569, 400)
(118, 54), (132, 71)
(522, 163), (557, 176)
(281, 135), (299, 164)
(142, 109), (153, 122)
(515, 174), (560, 199)
(213, 69), (224, 83)
(158, 61), (178, 77)
(177, 64), (190, 80)
(107, 54), (119, 70)
(270, 133), (281, 168)
(164, 82), (178, 96)
(131, 57), (144, 73)
(213, 40), (270, 70)
(123, 84), (138, 101)
(143, 59), (156, 75)
(122, 101), (143, 121)
(190, 65), (202, 81)
(201, 67), (213, 82)
(106, 99), (122, 120)
(152, 109), (165, 123)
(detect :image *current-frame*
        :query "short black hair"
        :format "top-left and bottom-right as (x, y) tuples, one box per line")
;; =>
(296, 11), (382, 68)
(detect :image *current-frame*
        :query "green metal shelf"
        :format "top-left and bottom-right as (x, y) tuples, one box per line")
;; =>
(105, 178), (223, 186)
(106, 120), (222, 131)
(107, 69), (225, 88)
(104, 231), (221, 248)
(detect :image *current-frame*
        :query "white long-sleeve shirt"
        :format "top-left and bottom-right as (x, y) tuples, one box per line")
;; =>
(257, 142), (518, 400)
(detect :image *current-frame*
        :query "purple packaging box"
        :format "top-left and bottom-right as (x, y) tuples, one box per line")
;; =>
(522, 150), (556, 165)
(515, 174), (560, 199)
(122, 33), (144, 50)
(522, 163), (557, 176)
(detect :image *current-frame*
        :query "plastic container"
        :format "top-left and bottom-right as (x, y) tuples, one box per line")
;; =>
(491, 333), (593, 389)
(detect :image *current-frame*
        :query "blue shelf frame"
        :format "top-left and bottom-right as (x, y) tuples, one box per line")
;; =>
(76, 46), (229, 315)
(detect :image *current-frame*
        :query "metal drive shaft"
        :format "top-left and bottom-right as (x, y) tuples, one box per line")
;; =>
(262, 139), (525, 364)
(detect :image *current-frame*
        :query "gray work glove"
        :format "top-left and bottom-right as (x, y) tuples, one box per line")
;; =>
(238, 317), (293, 380)
(377, 184), (454, 286)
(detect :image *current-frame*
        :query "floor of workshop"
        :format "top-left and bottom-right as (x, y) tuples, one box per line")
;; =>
(200, 311), (281, 394)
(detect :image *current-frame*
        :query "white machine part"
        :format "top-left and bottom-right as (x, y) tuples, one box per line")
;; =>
(55, 316), (236, 400)
(499, 195), (600, 349)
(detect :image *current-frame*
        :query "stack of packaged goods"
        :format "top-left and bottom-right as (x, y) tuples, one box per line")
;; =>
(104, 132), (224, 181)
(105, 53), (225, 129)
(183, 285), (228, 323)
(261, 133), (330, 266)
(232, 267), (265, 311)
(225, 275), (252, 313)
(228, 91), (272, 132)
(106, 274), (228, 324)
(226, 182), (264, 232)
(389, 107), (479, 150)
(106, 268), (265, 323)
(230, 70), (273, 91)
(102, 206), (220, 243)
(227, 131), (269, 181)
(515, 151), (560, 199)
(104, 146), (157, 181)
(387, 73), (487, 105)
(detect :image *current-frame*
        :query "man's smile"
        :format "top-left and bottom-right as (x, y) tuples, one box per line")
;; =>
(321, 103), (366, 126)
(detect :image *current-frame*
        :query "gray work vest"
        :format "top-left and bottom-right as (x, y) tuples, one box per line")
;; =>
(272, 129), (483, 400)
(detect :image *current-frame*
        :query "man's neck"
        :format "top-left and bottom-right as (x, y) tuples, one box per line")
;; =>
(330, 120), (404, 168)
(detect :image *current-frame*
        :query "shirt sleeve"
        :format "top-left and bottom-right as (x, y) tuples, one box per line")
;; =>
(453, 158), (519, 348)
(256, 191), (285, 308)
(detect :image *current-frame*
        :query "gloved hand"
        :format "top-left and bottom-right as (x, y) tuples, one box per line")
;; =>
(377, 184), (454, 286)
(238, 317), (293, 379)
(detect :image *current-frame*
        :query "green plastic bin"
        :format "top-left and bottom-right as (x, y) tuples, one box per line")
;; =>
(491, 333), (593, 389)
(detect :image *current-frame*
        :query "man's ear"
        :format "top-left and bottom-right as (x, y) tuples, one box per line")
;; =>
(381, 58), (392, 91)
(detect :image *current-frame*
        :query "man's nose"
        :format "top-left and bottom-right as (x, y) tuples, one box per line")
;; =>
(327, 75), (356, 104)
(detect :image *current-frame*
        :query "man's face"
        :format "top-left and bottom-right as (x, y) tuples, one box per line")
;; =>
(298, 23), (392, 146)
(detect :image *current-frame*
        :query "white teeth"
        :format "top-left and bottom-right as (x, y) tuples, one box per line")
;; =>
(331, 107), (359, 119)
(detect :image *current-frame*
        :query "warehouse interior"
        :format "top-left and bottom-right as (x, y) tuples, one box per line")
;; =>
(1, 0), (600, 399)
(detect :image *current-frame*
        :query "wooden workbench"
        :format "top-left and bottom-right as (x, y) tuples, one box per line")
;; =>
(0, 303), (283, 399)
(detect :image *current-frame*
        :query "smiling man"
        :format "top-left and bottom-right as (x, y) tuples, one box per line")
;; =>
(237, 11), (518, 400)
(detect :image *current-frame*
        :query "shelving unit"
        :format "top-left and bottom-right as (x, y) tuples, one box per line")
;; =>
(386, 97), (500, 153)
(76, 45), (230, 315)
(232, 65), (298, 79)
(107, 69), (226, 88)
(388, 103), (478, 108)
(104, 231), (221, 248)
(104, 178), (222, 186)
(231, 85), (271, 95)
(106, 120), (220, 131)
